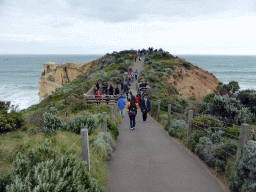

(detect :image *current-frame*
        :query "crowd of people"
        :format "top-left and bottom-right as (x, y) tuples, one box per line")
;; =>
(93, 50), (154, 130)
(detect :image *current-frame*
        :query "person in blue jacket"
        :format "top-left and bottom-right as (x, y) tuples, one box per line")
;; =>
(140, 94), (151, 122)
(118, 95), (127, 117)
(123, 81), (129, 95)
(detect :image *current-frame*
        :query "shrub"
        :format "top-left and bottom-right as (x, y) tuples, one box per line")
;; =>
(5, 140), (104, 192)
(236, 89), (256, 114)
(71, 113), (102, 134)
(192, 115), (222, 130)
(168, 119), (187, 139)
(223, 127), (240, 140)
(107, 118), (119, 140)
(182, 62), (192, 70)
(71, 101), (93, 114)
(93, 132), (116, 161)
(229, 140), (256, 192)
(0, 110), (24, 133)
(203, 92), (215, 103)
(42, 107), (68, 135)
(189, 129), (212, 152)
(28, 108), (47, 128)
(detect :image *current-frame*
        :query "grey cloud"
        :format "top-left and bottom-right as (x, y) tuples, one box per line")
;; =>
(65, 0), (256, 22)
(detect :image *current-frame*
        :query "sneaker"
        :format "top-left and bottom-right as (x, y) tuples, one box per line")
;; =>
(131, 128), (133, 130)
(133, 127), (135, 130)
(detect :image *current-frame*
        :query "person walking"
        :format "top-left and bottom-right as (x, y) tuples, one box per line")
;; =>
(127, 89), (132, 102)
(115, 85), (119, 95)
(126, 95), (139, 130)
(131, 72), (134, 82)
(135, 70), (138, 80)
(136, 94), (141, 108)
(140, 94), (151, 123)
(123, 81), (129, 95)
(118, 94), (127, 117)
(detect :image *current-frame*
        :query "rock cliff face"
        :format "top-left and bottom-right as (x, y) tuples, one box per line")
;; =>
(169, 57), (219, 101)
(39, 62), (91, 102)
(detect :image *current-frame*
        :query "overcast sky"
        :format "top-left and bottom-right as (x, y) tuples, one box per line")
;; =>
(0, 0), (255, 55)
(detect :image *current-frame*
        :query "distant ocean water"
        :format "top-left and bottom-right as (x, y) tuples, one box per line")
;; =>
(0, 54), (103, 110)
(0, 54), (255, 110)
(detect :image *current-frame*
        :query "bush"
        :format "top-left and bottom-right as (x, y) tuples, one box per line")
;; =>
(71, 113), (102, 134)
(203, 92), (215, 103)
(28, 108), (47, 128)
(189, 129), (213, 152)
(0, 110), (24, 133)
(229, 140), (256, 192)
(199, 95), (256, 125)
(223, 127), (240, 140)
(4, 140), (104, 192)
(168, 119), (187, 139)
(42, 107), (68, 135)
(192, 114), (222, 130)
(107, 118), (119, 140)
(93, 132), (116, 161)
(71, 101), (93, 114)
(236, 89), (256, 114)
(182, 62), (192, 70)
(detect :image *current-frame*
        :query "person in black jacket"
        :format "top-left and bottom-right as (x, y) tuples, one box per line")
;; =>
(115, 85), (120, 95)
(140, 94), (151, 122)
(109, 84), (113, 95)
(96, 82), (99, 90)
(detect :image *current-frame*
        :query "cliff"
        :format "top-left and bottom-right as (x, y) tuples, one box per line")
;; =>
(39, 62), (92, 102)
(170, 57), (219, 101)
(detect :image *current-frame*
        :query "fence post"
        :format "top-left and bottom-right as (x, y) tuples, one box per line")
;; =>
(103, 112), (107, 132)
(110, 106), (113, 121)
(158, 101), (160, 119)
(168, 104), (171, 125)
(187, 110), (193, 147)
(81, 129), (90, 172)
(236, 123), (250, 161)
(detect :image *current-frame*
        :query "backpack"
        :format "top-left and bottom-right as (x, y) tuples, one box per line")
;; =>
(129, 103), (137, 116)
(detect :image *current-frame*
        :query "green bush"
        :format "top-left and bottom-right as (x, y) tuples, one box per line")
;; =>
(71, 113), (102, 134)
(229, 140), (256, 192)
(189, 129), (212, 152)
(93, 132), (116, 161)
(203, 92), (215, 103)
(182, 62), (192, 70)
(42, 107), (68, 135)
(192, 114), (222, 130)
(199, 95), (256, 125)
(236, 89), (256, 114)
(71, 102), (94, 114)
(223, 127), (240, 140)
(0, 110), (24, 133)
(4, 140), (104, 192)
(168, 119), (187, 140)
(28, 108), (47, 128)
(107, 118), (119, 140)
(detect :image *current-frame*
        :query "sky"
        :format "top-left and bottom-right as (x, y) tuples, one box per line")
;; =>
(0, 0), (256, 55)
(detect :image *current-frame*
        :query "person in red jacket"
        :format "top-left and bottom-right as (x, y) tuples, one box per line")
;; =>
(95, 90), (102, 104)
(136, 94), (141, 108)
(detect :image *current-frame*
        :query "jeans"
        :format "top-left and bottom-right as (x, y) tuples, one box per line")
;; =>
(129, 115), (136, 128)
(132, 77), (134, 82)
(120, 108), (125, 116)
(142, 112), (147, 121)
(135, 75), (137, 80)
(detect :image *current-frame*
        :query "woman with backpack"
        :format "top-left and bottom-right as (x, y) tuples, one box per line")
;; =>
(126, 95), (139, 130)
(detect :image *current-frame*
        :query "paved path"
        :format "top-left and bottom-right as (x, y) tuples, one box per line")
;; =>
(107, 55), (225, 192)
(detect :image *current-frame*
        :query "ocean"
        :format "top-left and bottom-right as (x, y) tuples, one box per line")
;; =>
(0, 54), (255, 110)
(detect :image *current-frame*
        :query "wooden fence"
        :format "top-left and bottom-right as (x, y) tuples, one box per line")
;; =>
(83, 85), (120, 105)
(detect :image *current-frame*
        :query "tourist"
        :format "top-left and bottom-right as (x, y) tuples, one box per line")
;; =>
(126, 95), (139, 130)
(95, 89), (102, 104)
(109, 84), (113, 95)
(120, 80), (123, 91)
(94, 86), (98, 94)
(127, 89), (132, 102)
(136, 94), (141, 108)
(135, 70), (138, 80)
(140, 94), (151, 123)
(131, 72), (134, 82)
(123, 81), (129, 95)
(102, 81), (106, 93)
(118, 94), (127, 117)
(96, 82), (99, 90)
(115, 85), (120, 95)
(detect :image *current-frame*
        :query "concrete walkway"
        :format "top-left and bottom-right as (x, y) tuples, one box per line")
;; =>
(107, 55), (226, 192)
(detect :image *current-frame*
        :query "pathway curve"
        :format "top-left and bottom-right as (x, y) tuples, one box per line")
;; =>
(107, 55), (226, 192)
